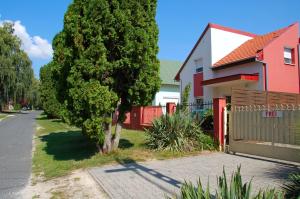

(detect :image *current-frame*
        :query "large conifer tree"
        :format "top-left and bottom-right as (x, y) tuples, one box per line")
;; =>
(52, 0), (160, 153)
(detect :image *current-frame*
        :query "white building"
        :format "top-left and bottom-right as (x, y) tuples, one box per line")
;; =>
(175, 23), (300, 105)
(153, 60), (181, 108)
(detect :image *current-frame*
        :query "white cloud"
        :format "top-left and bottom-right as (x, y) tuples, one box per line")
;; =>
(1, 20), (53, 59)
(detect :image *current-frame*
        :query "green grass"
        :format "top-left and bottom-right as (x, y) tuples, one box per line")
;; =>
(33, 115), (202, 180)
(0, 113), (11, 120)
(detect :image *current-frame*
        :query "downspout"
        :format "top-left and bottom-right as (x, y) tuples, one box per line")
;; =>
(256, 61), (268, 91)
(298, 43), (300, 93)
(264, 63), (268, 91)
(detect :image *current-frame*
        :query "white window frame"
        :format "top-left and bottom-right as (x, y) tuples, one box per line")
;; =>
(284, 47), (293, 65)
(194, 58), (203, 73)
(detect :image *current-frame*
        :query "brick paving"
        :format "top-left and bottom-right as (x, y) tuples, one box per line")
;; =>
(89, 153), (300, 199)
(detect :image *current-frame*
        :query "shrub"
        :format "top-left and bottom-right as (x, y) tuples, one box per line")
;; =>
(282, 173), (300, 199)
(199, 109), (213, 131)
(146, 112), (215, 152)
(13, 103), (22, 110)
(171, 166), (283, 199)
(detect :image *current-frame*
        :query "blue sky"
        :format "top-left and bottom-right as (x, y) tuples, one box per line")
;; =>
(1, 0), (300, 77)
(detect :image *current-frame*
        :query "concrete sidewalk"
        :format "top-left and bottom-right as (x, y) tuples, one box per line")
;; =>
(89, 153), (300, 199)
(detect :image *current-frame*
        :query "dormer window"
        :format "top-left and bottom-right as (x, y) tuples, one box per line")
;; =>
(194, 58), (203, 73)
(284, 47), (294, 65)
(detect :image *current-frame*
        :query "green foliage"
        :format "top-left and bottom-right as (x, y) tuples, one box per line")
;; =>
(199, 109), (213, 131)
(146, 112), (215, 152)
(282, 173), (300, 199)
(50, 0), (160, 150)
(173, 166), (283, 199)
(180, 83), (191, 113)
(177, 180), (210, 199)
(39, 63), (63, 118)
(13, 103), (21, 110)
(0, 22), (34, 109)
(29, 78), (42, 109)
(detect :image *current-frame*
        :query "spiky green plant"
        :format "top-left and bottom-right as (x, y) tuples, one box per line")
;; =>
(282, 173), (300, 199)
(146, 112), (215, 151)
(215, 166), (252, 199)
(172, 166), (283, 199)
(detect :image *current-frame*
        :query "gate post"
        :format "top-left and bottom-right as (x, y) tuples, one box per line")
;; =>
(166, 102), (176, 115)
(213, 98), (226, 150)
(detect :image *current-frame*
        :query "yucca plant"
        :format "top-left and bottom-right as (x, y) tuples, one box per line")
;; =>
(172, 166), (283, 199)
(146, 112), (215, 151)
(255, 189), (284, 199)
(215, 166), (252, 199)
(282, 173), (300, 199)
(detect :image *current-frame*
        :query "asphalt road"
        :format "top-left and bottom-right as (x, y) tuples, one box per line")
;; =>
(0, 111), (40, 199)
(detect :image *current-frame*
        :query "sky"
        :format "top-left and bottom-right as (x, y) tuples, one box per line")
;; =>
(1, 0), (300, 78)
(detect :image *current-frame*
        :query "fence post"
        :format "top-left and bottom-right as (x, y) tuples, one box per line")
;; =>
(213, 98), (226, 151)
(166, 102), (176, 115)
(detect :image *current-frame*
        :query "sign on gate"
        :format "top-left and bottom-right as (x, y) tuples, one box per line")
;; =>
(262, 110), (283, 118)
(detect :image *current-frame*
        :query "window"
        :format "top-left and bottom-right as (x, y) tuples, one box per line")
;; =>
(194, 58), (203, 73)
(284, 47), (294, 64)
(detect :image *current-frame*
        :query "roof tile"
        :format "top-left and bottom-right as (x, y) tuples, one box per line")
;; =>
(213, 26), (289, 67)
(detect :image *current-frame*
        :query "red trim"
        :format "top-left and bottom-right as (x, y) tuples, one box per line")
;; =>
(202, 73), (259, 86)
(174, 23), (256, 81)
(209, 23), (257, 38)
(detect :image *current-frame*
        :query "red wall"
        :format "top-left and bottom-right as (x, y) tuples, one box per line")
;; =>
(263, 23), (300, 94)
(122, 106), (163, 130)
(193, 73), (203, 97)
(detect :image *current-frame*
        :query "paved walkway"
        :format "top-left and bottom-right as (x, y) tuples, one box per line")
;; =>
(89, 153), (300, 199)
(0, 111), (40, 199)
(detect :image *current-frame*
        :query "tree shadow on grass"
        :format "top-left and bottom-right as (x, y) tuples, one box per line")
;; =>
(118, 138), (134, 149)
(40, 131), (97, 161)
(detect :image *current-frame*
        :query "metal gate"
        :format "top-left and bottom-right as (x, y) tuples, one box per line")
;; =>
(229, 105), (300, 163)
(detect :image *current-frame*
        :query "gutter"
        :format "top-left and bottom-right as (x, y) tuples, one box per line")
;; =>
(211, 57), (256, 71)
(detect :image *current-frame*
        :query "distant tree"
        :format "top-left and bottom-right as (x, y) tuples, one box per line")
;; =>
(51, 0), (160, 153)
(181, 83), (191, 114)
(39, 62), (62, 118)
(0, 22), (34, 110)
(29, 78), (42, 109)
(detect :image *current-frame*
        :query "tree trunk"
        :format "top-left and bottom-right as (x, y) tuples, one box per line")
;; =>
(101, 122), (112, 153)
(112, 121), (122, 150)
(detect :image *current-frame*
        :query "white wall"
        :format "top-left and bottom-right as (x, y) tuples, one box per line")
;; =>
(154, 90), (180, 114)
(210, 28), (253, 68)
(154, 90), (180, 106)
(204, 28), (253, 101)
(179, 25), (255, 103)
(180, 29), (212, 104)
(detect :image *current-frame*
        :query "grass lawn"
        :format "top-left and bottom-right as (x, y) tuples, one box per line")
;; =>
(0, 113), (10, 120)
(33, 115), (202, 180)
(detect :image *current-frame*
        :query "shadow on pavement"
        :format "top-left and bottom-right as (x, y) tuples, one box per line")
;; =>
(232, 153), (300, 180)
(105, 158), (182, 195)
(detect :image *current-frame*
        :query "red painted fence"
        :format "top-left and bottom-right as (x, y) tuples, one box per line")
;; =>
(115, 103), (176, 131)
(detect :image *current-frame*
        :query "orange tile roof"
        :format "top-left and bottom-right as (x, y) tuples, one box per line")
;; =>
(213, 26), (289, 68)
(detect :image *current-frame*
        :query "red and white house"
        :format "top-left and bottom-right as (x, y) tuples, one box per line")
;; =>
(175, 22), (300, 104)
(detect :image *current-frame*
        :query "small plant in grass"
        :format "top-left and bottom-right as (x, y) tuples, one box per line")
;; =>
(146, 112), (215, 152)
(171, 166), (283, 199)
